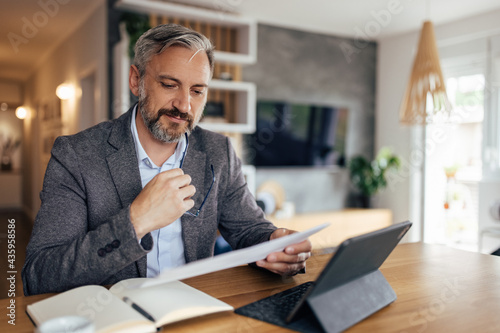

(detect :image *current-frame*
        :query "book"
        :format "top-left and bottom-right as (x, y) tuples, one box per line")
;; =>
(26, 278), (233, 333)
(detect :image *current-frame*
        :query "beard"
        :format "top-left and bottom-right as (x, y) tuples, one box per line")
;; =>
(138, 81), (203, 143)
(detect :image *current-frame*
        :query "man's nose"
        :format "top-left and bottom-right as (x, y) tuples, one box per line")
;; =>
(172, 89), (191, 114)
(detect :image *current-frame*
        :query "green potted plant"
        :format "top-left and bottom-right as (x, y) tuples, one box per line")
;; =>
(348, 147), (400, 208)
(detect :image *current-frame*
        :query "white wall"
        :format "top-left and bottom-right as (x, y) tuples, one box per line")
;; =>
(376, 9), (500, 242)
(23, 1), (107, 220)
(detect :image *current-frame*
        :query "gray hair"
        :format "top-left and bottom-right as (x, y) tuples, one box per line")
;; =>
(133, 23), (214, 77)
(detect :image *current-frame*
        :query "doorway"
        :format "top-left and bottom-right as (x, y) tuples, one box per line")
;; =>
(79, 71), (96, 131)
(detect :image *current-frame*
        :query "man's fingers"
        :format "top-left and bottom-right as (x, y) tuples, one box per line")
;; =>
(284, 239), (312, 255)
(183, 198), (195, 211)
(130, 168), (196, 238)
(270, 228), (293, 240)
(153, 167), (184, 180)
(153, 168), (194, 189)
(179, 184), (196, 203)
(266, 251), (311, 263)
(178, 184), (196, 199)
(160, 173), (192, 189)
(256, 260), (306, 276)
(296, 252), (310, 262)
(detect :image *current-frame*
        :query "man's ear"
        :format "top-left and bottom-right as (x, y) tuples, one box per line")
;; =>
(129, 65), (140, 97)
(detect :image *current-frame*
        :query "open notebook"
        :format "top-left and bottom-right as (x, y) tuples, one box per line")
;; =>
(27, 278), (233, 333)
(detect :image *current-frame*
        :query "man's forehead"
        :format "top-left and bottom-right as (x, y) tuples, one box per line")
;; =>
(145, 47), (210, 81)
(187, 49), (204, 63)
(155, 46), (208, 62)
(148, 47), (209, 69)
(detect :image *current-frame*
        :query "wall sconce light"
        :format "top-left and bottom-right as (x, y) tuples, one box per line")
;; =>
(15, 106), (28, 119)
(56, 83), (75, 100)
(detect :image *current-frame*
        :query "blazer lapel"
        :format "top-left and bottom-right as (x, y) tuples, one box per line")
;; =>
(105, 106), (147, 276)
(181, 129), (208, 262)
(106, 107), (143, 208)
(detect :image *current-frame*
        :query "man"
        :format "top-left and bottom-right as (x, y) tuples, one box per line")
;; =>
(22, 24), (311, 296)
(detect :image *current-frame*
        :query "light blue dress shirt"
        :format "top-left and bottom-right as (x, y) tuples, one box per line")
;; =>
(130, 106), (187, 277)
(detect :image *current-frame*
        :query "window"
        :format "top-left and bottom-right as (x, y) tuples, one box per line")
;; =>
(424, 72), (484, 251)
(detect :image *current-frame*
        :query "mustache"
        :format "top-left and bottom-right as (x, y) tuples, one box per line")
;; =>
(155, 107), (192, 123)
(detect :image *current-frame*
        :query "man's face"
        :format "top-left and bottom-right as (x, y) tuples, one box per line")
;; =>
(136, 46), (211, 143)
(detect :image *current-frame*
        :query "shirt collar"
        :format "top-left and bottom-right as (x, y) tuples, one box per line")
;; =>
(130, 105), (188, 169)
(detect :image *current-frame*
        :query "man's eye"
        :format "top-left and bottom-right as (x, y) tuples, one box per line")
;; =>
(161, 83), (175, 89)
(193, 90), (204, 95)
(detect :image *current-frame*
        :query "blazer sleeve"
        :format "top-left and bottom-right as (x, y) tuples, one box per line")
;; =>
(21, 136), (151, 296)
(217, 136), (277, 250)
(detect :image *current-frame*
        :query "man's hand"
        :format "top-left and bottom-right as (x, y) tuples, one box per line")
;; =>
(256, 228), (312, 276)
(130, 168), (196, 239)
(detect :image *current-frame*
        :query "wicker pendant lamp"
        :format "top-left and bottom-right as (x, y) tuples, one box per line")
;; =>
(399, 20), (452, 125)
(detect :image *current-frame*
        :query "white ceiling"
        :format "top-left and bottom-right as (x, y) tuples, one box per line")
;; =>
(0, 0), (102, 82)
(178, 0), (500, 38)
(2, 0), (500, 82)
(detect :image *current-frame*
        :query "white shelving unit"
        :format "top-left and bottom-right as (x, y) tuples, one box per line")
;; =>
(199, 79), (255, 133)
(115, 0), (257, 64)
(114, 0), (258, 131)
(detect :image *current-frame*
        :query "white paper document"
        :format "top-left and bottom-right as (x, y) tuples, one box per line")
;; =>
(134, 222), (330, 289)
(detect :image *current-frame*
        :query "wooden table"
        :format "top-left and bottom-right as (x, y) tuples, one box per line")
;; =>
(3, 242), (500, 332)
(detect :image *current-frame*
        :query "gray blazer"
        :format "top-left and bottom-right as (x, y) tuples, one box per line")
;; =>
(22, 106), (276, 295)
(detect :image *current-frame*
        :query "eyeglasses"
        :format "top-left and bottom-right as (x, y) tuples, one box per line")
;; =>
(184, 164), (215, 217)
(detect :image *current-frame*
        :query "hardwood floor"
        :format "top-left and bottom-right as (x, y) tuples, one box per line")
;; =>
(0, 210), (32, 298)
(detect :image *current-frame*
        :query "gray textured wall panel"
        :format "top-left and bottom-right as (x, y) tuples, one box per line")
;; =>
(242, 24), (377, 213)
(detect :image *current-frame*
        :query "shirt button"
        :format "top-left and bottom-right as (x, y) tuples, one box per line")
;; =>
(97, 248), (106, 257)
(105, 244), (113, 253)
(111, 240), (121, 248)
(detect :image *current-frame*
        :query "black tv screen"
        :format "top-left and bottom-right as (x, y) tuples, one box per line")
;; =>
(245, 101), (348, 167)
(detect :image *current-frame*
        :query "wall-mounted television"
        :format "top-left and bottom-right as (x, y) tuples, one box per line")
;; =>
(245, 101), (348, 167)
